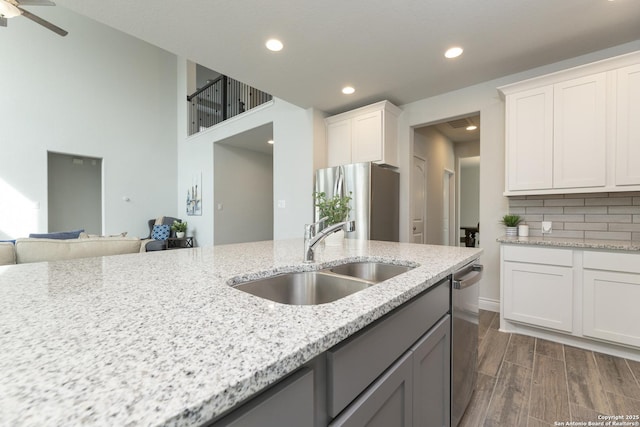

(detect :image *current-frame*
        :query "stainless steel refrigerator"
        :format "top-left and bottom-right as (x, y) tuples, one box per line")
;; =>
(315, 162), (399, 241)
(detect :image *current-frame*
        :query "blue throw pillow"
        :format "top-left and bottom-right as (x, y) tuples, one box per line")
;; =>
(29, 229), (84, 240)
(152, 224), (170, 240)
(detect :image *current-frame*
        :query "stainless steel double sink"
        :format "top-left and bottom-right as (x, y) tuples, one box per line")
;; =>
(231, 262), (415, 305)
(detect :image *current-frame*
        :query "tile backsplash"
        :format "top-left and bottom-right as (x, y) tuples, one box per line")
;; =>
(508, 192), (640, 241)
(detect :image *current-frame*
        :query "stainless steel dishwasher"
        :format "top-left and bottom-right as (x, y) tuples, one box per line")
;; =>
(452, 261), (483, 426)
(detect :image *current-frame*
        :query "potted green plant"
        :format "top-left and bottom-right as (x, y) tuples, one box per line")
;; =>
(314, 191), (352, 226)
(501, 214), (522, 237)
(171, 220), (187, 238)
(313, 191), (352, 244)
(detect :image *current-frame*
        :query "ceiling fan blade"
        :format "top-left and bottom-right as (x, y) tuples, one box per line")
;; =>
(17, 7), (67, 36)
(17, 0), (56, 5)
(0, 16), (7, 27)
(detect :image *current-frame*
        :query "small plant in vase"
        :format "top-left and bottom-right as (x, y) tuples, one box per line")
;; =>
(171, 220), (187, 238)
(501, 214), (522, 237)
(313, 191), (352, 245)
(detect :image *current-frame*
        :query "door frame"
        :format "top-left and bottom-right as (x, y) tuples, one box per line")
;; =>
(411, 154), (427, 244)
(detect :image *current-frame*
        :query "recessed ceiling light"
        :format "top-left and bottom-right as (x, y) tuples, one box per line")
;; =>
(267, 139), (274, 145)
(445, 47), (464, 59)
(342, 86), (355, 95)
(466, 125), (477, 131)
(265, 39), (283, 52)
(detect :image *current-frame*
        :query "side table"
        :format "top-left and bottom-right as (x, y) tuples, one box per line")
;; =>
(166, 236), (194, 249)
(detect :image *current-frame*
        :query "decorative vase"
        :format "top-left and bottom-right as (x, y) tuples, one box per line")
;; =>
(324, 229), (344, 246)
(176, 231), (185, 238)
(505, 226), (518, 237)
(518, 224), (529, 237)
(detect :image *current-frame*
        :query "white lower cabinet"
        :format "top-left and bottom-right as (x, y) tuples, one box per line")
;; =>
(502, 246), (573, 333)
(583, 251), (640, 348)
(501, 244), (640, 359)
(503, 262), (573, 333)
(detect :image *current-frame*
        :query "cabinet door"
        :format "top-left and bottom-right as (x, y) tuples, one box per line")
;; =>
(583, 270), (640, 348)
(553, 73), (607, 189)
(503, 261), (573, 333)
(505, 86), (553, 191)
(412, 315), (451, 427)
(328, 119), (352, 167)
(212, 368), (314, 427)
(329, 352), (413, 427)
(615, 64), (640, 186)
(352, 110), (383, 163)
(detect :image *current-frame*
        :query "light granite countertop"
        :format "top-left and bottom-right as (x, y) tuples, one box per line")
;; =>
(0, 239), (481, 427)
(497, 235), (640, 251)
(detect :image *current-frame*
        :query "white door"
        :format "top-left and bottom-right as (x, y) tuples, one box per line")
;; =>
(412, 156), (426, 243)
(442, 169), (455, 246)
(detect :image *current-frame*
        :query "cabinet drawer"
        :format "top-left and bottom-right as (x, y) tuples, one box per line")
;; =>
(326, 278), (449, 418)
(503, 245), (573, 266)
(583, 250), (640, 274)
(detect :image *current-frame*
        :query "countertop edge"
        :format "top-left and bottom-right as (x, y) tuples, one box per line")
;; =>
(496, 236), (640, 251)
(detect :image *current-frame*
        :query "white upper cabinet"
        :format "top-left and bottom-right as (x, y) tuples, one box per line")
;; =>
(553, 73), (607, 189)
(326, 100), (401, 167)
(500, 51), (640, 195)
(615, 64), (640, 186)
(505, 86), (553, 191)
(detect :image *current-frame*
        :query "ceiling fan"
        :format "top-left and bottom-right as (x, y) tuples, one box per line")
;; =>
(0, 0), (67, 36)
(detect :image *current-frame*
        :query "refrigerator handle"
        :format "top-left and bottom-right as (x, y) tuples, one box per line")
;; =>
(334, 165), (345, 198)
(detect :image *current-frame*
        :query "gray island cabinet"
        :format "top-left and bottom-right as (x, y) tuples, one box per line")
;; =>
(210, 277), (451, 427)
(0, 239), (481, 427)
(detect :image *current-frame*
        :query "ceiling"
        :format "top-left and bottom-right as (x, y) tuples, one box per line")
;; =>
(433, 114), (480, 144)
(217, 123), (274, 155)
(50, 1), (640, 115)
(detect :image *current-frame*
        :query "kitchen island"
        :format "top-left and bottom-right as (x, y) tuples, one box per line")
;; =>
(0, 239), (481, 427)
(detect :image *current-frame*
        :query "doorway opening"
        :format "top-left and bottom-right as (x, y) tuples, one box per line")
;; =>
(213, 122), (274, 245)
(411, 113), (480, 246)
(47, 151), (103, 234)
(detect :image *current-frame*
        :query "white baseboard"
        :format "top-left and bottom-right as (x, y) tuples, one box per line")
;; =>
(479, 297), (500, 313)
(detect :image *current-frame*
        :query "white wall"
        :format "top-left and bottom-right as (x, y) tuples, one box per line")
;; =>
(413, 127), (455, 246)
(398, 40), (640, 310)
(213, 145), (273, 244)
(177, 61), (320, 246)
(0, 7), (178, 240)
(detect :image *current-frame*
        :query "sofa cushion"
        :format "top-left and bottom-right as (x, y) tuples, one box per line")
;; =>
(28, 229), (84, 240)
(151, 224), (170, 240)
(15, 237), (142, 264)
(0, 242), (16, 266)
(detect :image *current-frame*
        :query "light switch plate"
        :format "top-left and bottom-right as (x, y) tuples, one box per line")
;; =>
(542, 221), (552, 234)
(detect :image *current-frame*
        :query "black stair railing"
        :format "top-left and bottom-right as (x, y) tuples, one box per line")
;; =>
(187, 76), (272, 135)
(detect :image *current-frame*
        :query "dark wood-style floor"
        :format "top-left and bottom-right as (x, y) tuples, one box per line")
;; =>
(459, 310), (640, 427)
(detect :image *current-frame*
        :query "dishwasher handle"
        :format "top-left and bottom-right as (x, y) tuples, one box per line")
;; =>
(453, 264), (483, 290)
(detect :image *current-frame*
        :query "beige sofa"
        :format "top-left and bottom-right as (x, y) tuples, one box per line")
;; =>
(0, 237), (143, 265)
